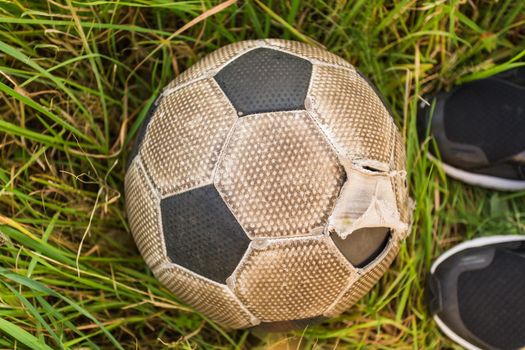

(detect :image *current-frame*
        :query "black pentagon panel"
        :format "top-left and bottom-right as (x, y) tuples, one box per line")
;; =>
(331, 228), (391, 268)
(127, 97), (161, 168)
(214, 48), (312, 116)
(355, 69), (394, 117)
(160, 184), (250, 284)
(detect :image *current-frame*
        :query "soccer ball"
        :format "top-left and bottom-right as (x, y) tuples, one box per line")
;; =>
(125, 39), (411, 330)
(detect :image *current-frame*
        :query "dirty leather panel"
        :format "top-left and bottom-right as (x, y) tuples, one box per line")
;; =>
(128, 97), (161, 168)
(214, 111), (345, 239)
(231, 236), (354, 321)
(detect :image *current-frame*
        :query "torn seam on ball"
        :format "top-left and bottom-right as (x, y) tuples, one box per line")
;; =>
(327, 161), (409, 241)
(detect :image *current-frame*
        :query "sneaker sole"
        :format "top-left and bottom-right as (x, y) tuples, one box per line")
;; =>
(428, 154), (525, 191)
(431, 235), (525, 274)
(431, 235), (525, 350)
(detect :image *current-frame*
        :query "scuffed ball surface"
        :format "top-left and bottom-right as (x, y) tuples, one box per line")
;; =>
(125, 39), (411, 329)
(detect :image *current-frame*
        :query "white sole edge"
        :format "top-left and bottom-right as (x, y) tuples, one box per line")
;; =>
(428, 154), (525, 191)
(431, 235), (525, 274)
(433, 315), (482, 350)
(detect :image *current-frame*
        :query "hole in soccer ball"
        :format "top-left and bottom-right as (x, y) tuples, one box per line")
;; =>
(362, 165), (383, 173)
(331, 227), (391, 268)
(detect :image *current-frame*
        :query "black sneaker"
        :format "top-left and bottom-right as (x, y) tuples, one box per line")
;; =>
(418, 68), (525, 191)
(428, 236), (525, 350)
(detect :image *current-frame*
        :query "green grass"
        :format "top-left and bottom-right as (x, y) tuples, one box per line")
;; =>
(0, 0), (524, 348)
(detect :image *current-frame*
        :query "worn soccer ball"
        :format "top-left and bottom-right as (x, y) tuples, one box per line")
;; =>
(125, 39), (411, 330)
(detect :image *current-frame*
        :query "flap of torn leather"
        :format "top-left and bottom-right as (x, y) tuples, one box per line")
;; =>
(327, 166), (408, 240)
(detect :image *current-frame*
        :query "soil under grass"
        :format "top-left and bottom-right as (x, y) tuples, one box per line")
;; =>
(1, 1), (524, 349)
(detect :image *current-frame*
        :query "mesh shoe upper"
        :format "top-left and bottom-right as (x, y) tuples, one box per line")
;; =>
(418, 68), (525, 183)
(444, 78), (525, 163)
(457, 247), (525, 349)
(430, 238), (525, 350)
